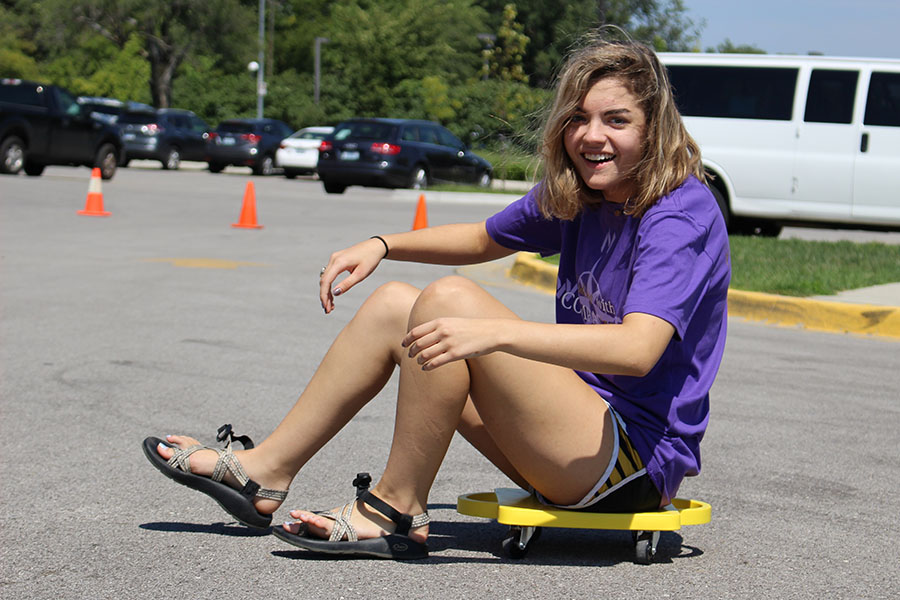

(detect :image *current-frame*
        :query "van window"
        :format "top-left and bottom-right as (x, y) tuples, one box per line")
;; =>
(667, 65), (797, 120)
(864, 72), (900, 127)
(804, 69), (858, 124)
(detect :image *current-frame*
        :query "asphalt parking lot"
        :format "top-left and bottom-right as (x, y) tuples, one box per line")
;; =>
(1, 166), (898, 599)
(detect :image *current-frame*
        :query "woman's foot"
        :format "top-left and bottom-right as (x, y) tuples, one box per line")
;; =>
(156, 434), (290, 515)
(281, 490), (428, 545)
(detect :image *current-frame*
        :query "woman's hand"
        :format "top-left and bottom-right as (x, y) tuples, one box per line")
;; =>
(402, 317), (506, 370)
(319, 237), (387, 313)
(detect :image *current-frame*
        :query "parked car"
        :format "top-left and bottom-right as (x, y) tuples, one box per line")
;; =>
(117, 108), (212, 170)
(207, 118), (294, 176)
(316, 118), (493, 194)
(0, 78), (122, 179)
(275, 126), (333, 178)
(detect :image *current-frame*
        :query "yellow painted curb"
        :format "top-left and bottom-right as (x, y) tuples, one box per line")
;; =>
(508, 252), (557, 293)
(510, 253), (900, 340)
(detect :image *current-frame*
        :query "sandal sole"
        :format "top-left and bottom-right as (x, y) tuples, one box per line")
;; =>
(272, 525), (428, 560)
(141, 437), (272, 529)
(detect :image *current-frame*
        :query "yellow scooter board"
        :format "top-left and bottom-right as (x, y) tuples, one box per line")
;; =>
(457, 488), (711, 564)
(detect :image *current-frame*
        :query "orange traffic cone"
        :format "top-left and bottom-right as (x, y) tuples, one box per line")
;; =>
(77, 168), (110, 216)
(412, 194), (428, 230)
(232, 181), (263, 229)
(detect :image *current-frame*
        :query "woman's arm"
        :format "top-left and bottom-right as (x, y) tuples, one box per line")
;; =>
(404, 312), (675, 377)
(319, 222), (514, 313)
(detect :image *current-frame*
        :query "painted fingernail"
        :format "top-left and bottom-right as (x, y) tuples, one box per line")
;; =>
(333, 287), (342, 296)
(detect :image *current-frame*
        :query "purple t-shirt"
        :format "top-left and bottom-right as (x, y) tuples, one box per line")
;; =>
(485, 175), (730, 503)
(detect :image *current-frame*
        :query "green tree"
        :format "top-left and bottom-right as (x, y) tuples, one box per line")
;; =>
(482, 4), (529, 83)
(314, 0), (488, 118)
(709, 38), (766, 54)
(42, 0), (256, 107)
(599, 0), (702, 52)
(475, 0), (703, 86)
(0, 1), (41, 79)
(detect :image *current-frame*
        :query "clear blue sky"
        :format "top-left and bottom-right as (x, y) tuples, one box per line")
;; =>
(683, 0), (900, 58)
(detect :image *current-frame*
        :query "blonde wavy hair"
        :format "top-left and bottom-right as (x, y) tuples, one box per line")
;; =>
(538, 31), (704, 220)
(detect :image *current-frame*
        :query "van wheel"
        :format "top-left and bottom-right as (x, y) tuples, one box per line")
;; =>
(23, 161), (45, 176)
(708, 184), (732, 231)
(477, 170), (492, 188)
(1, 135), (25, 174)
(409, 165), (428, 190)
(738, 219), (783, 237)
(163, 147), (181, 170)
(95, 143), (118, 180)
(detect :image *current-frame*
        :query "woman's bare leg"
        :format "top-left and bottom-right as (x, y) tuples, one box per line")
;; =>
(155, 281), (421, 514)
(288, 276), (615, 542)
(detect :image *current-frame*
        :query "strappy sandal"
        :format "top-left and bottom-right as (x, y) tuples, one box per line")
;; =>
(141, 424), (288, 529)
(272, 473), (430, 560)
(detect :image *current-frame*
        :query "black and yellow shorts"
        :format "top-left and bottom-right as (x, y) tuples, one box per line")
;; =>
(535, 404), (662, 513)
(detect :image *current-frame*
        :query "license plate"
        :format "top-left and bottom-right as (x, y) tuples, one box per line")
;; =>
(221, 137), (236, 146)
(341, 150), (359, 161)
(122, 133), (135, 141)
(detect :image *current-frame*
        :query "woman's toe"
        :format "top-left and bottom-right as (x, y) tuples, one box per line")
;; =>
(156, 441), (174, 459)
(281, 521), (303, 534)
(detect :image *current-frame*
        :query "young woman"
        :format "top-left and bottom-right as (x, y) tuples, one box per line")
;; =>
(143, 34), (730, 560)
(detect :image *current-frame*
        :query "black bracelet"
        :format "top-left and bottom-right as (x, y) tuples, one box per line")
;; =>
(370, 235), (389, 258)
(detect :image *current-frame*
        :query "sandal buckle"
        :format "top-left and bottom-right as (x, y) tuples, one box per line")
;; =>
(216, 424), (233, 443)
(216, 423), (255, 449)
(240, 479), (261, 498)
(352, 472), (372, 497)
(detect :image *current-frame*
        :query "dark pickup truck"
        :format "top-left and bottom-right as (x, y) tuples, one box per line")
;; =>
(1, 78), (123, 179)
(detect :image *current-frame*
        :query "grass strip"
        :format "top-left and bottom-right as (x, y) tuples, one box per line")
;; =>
(539, 236), (900, 297)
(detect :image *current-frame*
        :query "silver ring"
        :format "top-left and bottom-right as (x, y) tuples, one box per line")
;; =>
(320, 266), (326, 275)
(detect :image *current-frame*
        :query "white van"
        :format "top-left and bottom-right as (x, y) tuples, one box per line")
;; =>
(659, 53), (900, 234)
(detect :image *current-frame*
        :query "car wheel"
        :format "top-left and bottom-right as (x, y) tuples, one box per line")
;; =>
(409, 165), (428, 190)
(323, 179), (347, 194)
(23, 161), (45, 176)
(95, 143), (118, 180)
(208, 162), (225, 173)
(477, 170), (492, 188)
(254, 155), (275, 176)
(0, 135), (25, 175)
(120, 158), (130, 168)
(163, 147), (181, 170)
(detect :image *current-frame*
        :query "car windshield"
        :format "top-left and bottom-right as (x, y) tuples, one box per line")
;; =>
(334, 122), (396, 140)
(119, 112), (157, 125)
(217, 122), (256, 134)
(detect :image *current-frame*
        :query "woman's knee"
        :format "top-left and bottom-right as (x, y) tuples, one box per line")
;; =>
(354, 281), (419, 330)
(410, 276), (495, 321)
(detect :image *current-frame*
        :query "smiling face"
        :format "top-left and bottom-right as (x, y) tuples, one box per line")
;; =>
(563, 76), (647, 204)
